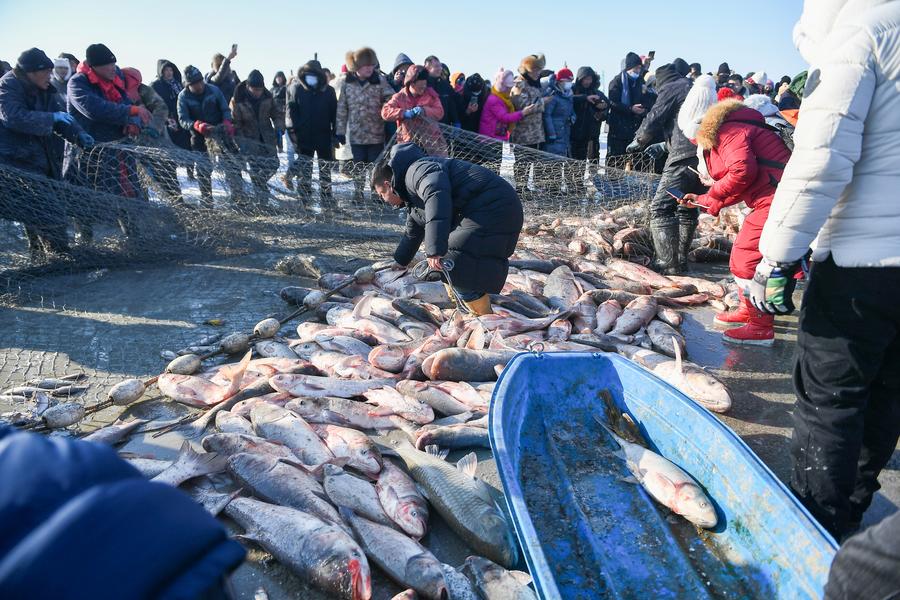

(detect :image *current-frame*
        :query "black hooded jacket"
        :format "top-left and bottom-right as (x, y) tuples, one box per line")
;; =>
(285, 61), (337, 149)
(388, 143), (523, 294)
(456, 74), (488, 133)
(427, 76), (459, 126)
(633, 63), (695, 163)
(151, 60), (182, 116)
(608, 69), (653, 142)
(571, 66), (608, 142)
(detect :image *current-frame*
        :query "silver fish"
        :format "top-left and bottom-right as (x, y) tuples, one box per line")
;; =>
(323, 464), (395, 527)
(81, 417), (147, 445)
(250, 404), (335, 467)
(151, 441), (227, 487)
(462, 556), (537, 600)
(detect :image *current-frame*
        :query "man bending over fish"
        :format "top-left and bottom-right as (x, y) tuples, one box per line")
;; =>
(371, 142), (524, 316)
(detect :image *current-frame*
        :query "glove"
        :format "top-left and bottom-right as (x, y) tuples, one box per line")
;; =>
(334, 134), (346, 145)
(402, 109), (415, 120)
(626, 140), (642, 153)
(222, 119), (235, 137)
(129, 105), (152, 126)
(748, 258), (801, 315)
(645, 142), (666, 159)
(412, 106), (423, 117)
(76, 131), (94, 149)
(52, 112), (74, 125)
(193, 121), (212, 136)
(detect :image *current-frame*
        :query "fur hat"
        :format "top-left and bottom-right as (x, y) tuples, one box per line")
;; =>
(677, 74), (717, 140)
(696, 99), (746, 149)
(743, 93), (779, 117)
(518, 53), (546, 75)
(348, 47), (378, 71)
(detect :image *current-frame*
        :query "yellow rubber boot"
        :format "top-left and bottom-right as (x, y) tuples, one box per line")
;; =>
(463, 294), (494, 316)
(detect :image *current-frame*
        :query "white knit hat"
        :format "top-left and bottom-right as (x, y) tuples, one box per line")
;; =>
(743, 93), (779, 117)
(677, 74), (717, 140)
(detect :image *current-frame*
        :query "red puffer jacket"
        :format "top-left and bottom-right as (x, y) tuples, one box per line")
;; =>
(695, 101), (791, 216)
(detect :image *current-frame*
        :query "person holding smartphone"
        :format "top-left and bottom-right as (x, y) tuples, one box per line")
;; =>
(679, 98), (792, 346)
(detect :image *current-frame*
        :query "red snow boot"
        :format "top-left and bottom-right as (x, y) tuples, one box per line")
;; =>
(713, 296), (753, 327)
(722, 299), (774, 346)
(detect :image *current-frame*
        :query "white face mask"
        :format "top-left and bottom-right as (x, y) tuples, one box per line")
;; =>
(563, 81), (573, 91)
(305, 75), (318, 87)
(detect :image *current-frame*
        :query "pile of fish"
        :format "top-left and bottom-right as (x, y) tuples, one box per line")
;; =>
(0, 374), (91, 429)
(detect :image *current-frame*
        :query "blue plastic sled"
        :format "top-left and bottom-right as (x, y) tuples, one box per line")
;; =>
(489, 351), (837, 600)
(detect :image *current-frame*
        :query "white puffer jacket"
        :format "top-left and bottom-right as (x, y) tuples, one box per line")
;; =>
(759, 0), (900, 267)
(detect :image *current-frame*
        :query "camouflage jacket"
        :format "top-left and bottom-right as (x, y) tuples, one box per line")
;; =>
(336, 72), (394, 145)
(510, 76), (545, 146)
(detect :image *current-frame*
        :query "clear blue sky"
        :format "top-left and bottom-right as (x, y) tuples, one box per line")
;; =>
(0, 0), (806, 89)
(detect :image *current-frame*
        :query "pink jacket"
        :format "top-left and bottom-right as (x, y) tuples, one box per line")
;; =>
(478, 93), (523, 140)
(381, 87), (447, 156)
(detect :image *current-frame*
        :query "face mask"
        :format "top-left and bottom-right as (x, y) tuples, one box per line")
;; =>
(627, 71), (640, 79)
(305, 75), (318, 87)
(563, 81), (573, 91)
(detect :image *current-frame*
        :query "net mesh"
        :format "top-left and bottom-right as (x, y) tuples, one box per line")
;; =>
(0, 119), (663, 421)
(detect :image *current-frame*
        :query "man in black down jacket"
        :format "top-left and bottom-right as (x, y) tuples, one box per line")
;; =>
(628, 61), (704, 274)
(0, 48), (92, 259)
(285, 60), (337, 203)
(607, 52), (650, 163)
(571, 66), (609, 190)
(371, 143), (523, 316)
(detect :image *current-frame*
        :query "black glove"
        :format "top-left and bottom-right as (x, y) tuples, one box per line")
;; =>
(76, 132), (95, 149)
(626, 140), (642, 153)
(645, 142), (666, 159)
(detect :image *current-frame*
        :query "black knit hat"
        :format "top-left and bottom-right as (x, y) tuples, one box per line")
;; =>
(672, 58), (690, 77)
(183, 65), (203, 85)
(689, 62), (702, 74)
(717, 62), (731, 76)
(85, 43), (116, 67)
(16, 47), (54, 72)
(246, 69), (265, 88)
(624, 52), (642, 70)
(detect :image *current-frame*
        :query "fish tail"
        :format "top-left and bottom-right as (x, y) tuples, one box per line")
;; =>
(224, 351), (253, 401)
(593, 415), (626, 459)
(174, 440), (229, 479)
(672, 336), (684, 386)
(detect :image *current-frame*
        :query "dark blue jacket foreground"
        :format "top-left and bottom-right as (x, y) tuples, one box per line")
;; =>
(0, 425), (245, 599)
(177, 83), (231, 132)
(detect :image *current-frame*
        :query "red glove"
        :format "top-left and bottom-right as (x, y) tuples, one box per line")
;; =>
(193, 121), (212, 136)
(222, 119), (235, 137)
(129, 105), (152, 126)
(124, 123), (141, 137)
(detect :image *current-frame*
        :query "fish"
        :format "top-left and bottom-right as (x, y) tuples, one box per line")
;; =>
(507, 290), (552, 315)
(414, 424), (490, 450)
(201, 432), (301, 463)
(340, 508), (448, 600)
(669, 277), (727, 299)
(461, 556), (536, 600)
(656, 307), (683, 328)
(280, 286), (315, 305)
(298, 323), (379, 346)
(226, 452), (347, 532)
(647, 320), (687, 358)
(655, 293), (710, 307)
(422, 349), (517, 382)
(368, 340), (425, 373)
(594, 299), (623, 334)
(653, 285), (698, 299)
(270, 374), (396, 399)
(314, 334), (372, 358)
(543, 265), (581, 310)
(395, 380), (471, 416)
(546, 318), (571, 342)
(215, 410), (255, 435)
(255, 340), (300, 359)
(570, 296), (598, 334)
(440, 564), (479, 600)
(150, 441), (227, 487)
(582, 288), (641, 306)
(23, 373), (86, 389)
(605, 258), (674, 289)
(473, 311), (570, 337)
(363, 387), (434, 425)
(596, 415), (718, 528)
(287, 397), (411, 431)
(323, 465), (395, 527)
(353, 292), (407, 324)
(81, 417), (146, 445)
(333, 355), (403, 381)
(229, 392), (291, 418)
(392, 298), (444, 327)
(375, 459), (430, 539)
(398, 316), (438, 341)
(158, 351), (251, 408)
(488, 295), (548, 319)
(508, 259), (557, 274)
(380, 436), (518, 568)
(224, 497), (371, 600)
(250, 404), (335, 467)
(399, 282), (451, 305)
(611, 296), (658, 335)
(312, 423), (383, 476)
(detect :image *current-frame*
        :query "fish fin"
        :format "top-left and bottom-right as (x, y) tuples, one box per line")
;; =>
(234, 530), (263, 545)
(592, 415), (626, 458)
(672, 336), (684, 386)
(415, 482), (434, 503)
(223, 351), (253, 401)
(617, 474), (641, 485)
(650, 471), (678, 496)
(509, 571), (533, 586)
(455, 452), (478, 478)
(176, 441), (229, 481)
(424, 444), (449, 461)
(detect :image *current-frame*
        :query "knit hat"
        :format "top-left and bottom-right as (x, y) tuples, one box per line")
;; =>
(677, 74), (718, 140)
(16, 47), (53, 72)
(717, 62), (731, 76)
(183, 65), (203, 85)
(743, 94), (779, 117)
(493, 68), (515, 92)
(689, 62), (702, 74)
(624, 52), (642, 70)
(672, 58), (690, 77)
(746, 71), (767, 86)
(403, 65), (429, 87)
(85, 43), (116, 67)
(556, 67), (574, 81)
(518, 53), (546, 75)
(717, 87), (741, 102)
(246, 69), (265, 88)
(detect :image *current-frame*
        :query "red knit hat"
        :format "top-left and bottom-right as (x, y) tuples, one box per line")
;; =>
(717, 87), (743, 102)
(556, 67), (574, 81)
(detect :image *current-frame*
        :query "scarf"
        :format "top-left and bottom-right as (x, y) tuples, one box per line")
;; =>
(620, 72), (632, 107)
(165, 78), (182, 97)
(491, 87), (517, 133)
(78, 62), (125, 103)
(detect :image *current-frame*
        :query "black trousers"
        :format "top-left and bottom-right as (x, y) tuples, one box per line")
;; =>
(571, 137), (599, 162)
(290, 142), (334, 199)
(350, 143), (384, 198)
(648, 157), (704, 228)
(825, 510), (900, 599)
(790, 255), (900, 539)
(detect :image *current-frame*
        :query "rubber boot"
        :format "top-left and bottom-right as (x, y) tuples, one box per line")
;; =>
(463, 294), (494, 316)
(722, 297), (774, 346)
(714, 288), (752, 327)
(677, 219), (698, 274)
(650, 223), (679, 275)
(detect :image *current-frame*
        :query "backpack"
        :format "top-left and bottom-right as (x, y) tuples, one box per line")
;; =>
(733, 118), (794, 153)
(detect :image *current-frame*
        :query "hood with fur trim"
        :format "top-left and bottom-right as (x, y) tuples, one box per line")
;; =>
(696, 99), (765, 149)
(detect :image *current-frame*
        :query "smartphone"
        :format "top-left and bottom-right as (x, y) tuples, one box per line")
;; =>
(665, 186), (684, 201)
(687, 166), (701, 177)
(231, 43), (238, 53)
(648, 50), (656, 61)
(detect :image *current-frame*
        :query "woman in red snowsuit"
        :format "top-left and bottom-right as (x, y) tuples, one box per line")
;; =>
(683, 99), (792, 346)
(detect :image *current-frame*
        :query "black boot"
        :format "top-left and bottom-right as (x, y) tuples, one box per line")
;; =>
(677, 220), (699, 274)
(650, 223), (679, 275)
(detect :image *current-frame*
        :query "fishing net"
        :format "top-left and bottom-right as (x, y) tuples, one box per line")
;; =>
(0, 119), (661, 417)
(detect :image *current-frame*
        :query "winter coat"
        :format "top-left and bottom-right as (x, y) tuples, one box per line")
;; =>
(285, 62), (337, 150)
(382, 87), (447, 156)
(177, 83), (231, 131)
(0, 70), (84, 177)
(335, 71), (394, 145)
(509, 74), (545, 146)
(0, 426), (246, 599)
(270, 71), (287, 114)
(205, 58), (239, 104)
(457, 75), (488, 133)
(608, 70), (650, 142)
(634, 63), (695, 163)
(151, 59), (190, 150)
(478, 92), (523, 141)
(133, 81), (171, 146)
(695, 102), (791, 217)
(230, 81), (284, 155)
(427, 76), (460, 125)
(387, 143), (523, 293)
(571, 67), (607, 143)
(66, 69), (133, 142)
(542, 86), (575, 156)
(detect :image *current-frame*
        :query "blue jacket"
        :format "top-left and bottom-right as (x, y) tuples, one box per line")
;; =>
(0, 425), (245, 599)
(66, 69), (133, 142)
(0, 70), (83, 177)
(177, 83), (231, 132)
(542, 87), (575, 156)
